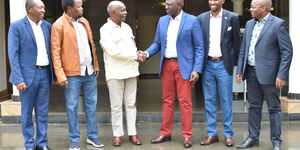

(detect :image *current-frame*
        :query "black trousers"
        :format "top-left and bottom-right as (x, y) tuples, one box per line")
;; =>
(246, 66), (282, 144)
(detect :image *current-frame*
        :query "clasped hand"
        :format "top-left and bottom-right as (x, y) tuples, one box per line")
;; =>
(136, 50), (147, 63)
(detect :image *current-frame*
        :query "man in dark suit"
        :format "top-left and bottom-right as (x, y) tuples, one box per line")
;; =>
(8, 0), (53, 150)
(236, 0), (293, 150)
(198, 0), (241, 147)
(137, 0), (204, 148)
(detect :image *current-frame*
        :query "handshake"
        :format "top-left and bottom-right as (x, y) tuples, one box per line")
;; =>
(136, 50), (147, 63)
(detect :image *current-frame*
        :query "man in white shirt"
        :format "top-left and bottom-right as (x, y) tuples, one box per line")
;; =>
(8, 0), (53, 150)
(99, 0), (141, 147)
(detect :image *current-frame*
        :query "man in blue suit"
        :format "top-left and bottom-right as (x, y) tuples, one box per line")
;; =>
(236, 0), (293, 150)
(138, 0), (204, 148)
(8, 0), (53, 150)
(198, 0), (241, 147)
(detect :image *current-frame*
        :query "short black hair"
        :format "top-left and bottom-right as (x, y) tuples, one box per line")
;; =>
(25, 0), (35, 11)
(61, 0), (75, 12)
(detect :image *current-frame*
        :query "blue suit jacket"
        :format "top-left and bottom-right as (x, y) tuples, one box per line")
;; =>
(198, 9), (241, 75)
(8, 17), (54, 87)
(237, 14), (293, 84)
(146, 12), (204, 80)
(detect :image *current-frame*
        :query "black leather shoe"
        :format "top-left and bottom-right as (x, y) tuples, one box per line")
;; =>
(273, 142), (281, 150)
(236, 137), (259, 149)
(36, 146), (52, 150)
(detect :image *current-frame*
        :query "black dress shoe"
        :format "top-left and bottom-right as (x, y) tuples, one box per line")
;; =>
(273, 142), (281, 150)
(36, 146), (52, 150)
(236, 137), (259, 149)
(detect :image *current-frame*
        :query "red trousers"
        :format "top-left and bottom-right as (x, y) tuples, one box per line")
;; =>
(160, 59), (193, 138)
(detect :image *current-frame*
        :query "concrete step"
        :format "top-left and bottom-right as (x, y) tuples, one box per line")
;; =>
(2, 111), (300, 124)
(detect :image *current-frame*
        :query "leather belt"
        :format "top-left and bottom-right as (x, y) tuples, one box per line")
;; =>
(247, 64), (256, 69)
(164, 57), (178, 61)
(36, 65), (49, 69)
(207, 56), (223, 62)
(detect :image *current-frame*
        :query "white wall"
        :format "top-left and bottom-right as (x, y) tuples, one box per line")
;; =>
(289, 0), (300, 94)
(9, 0), (27, 96)
(0, 0), (7, 92)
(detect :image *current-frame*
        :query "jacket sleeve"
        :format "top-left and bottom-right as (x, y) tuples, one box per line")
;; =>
(192, 18), (204, 73)
(237, 25), (248, 76)
(51, 23), (67, 83)
(232, 15), (241, 65)
(276, 21), (293, 80)
(8, 23), (24, 85)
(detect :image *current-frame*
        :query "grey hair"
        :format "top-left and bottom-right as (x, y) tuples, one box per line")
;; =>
(107, 1), (125, 14)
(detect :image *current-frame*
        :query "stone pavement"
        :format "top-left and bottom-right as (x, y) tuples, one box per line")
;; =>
(0, 122), (300, 150)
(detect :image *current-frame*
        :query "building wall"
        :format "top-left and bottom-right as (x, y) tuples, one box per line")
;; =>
(0, 0), (7, 92)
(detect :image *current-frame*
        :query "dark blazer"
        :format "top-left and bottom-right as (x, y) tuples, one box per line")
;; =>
(146, 11), (205, 80)
(198, 9), (241, 75)
(237, 14), (293, 84)
(8, 17), (54, 87)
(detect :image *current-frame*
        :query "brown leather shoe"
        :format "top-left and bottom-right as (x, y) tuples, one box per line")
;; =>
(129, 135), (142, 145)
(112, 136), (122, 146)
(151, 135), (172, 144)
(183, 138), (192, 148)
(225, 137), (234, 147)
(200, 136), (219, 145)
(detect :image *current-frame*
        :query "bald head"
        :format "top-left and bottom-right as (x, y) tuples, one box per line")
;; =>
(107, 1), (127, 26)
(107, 1), (125, 15)
(252, 0), (272, 11)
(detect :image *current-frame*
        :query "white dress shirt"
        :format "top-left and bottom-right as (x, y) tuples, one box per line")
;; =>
(72, 19), (94, 76)
(100, 18), (139, 81)
(208, 9), (223, 57)
(165, 10), (183, 58)
(28, 17), (49, 66)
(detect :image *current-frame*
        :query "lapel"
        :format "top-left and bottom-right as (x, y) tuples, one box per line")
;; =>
(256, 14), (274, 44)
(177, 12), (187, 39)
(204, 12), (210, 44)
(220, 10), (228, 40)
(24, 17), (37, 45)
(162, 16), (171, 44)
(245, 19), (256, 50)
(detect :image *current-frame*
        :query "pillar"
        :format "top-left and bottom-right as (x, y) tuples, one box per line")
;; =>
(231, 0), (244, 15)
(288, 0), (300, 100)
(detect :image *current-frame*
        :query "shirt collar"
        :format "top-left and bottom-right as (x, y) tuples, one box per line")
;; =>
(107, 18), (124, 28)
(170, 10), (183, 21)
(27, 16), (42, 26)
(259, 12), (270, 23)
(210, 9), (223, 18)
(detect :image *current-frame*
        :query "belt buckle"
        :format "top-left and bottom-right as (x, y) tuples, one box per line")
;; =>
(211, 57), (220, 62)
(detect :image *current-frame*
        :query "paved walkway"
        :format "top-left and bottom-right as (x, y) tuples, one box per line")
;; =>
(0, 122), (300, 150)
